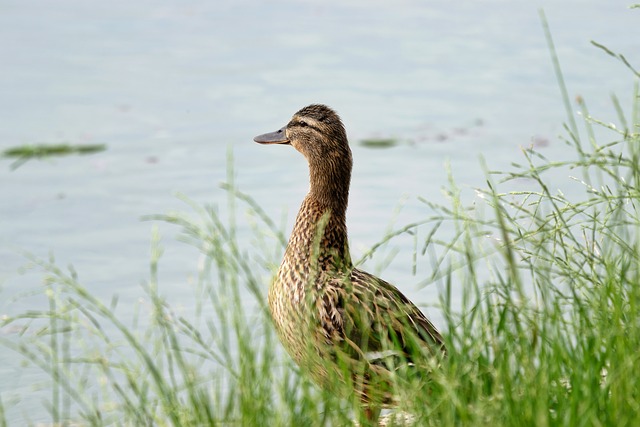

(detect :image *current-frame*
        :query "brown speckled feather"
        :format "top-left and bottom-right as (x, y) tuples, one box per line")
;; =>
(255, 104), (446, 418)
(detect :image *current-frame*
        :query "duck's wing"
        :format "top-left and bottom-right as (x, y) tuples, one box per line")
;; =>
(320, 268), (445, 366)
(352, 269), (445, 358)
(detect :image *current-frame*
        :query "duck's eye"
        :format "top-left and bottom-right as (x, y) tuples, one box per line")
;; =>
(299, 121), (308, 127)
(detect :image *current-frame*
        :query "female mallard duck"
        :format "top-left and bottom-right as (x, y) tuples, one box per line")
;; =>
(254, 104), (445, 422)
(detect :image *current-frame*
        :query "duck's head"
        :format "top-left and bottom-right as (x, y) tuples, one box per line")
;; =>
(254, 104), (350, 164)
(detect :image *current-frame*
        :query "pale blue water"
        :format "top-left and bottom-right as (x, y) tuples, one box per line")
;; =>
(0, 0), (638, 423)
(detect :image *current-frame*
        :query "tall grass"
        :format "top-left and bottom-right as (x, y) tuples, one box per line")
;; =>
(2, 19), (640, 426)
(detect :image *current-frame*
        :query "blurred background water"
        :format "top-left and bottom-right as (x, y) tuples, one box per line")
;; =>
(0, 0), (638, 423)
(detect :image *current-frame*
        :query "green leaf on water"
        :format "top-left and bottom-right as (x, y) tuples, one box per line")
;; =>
(2, 143), (107, 170)
(358, 138), (400, 148)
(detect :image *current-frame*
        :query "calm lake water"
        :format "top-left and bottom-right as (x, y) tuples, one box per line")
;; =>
(1, 0), (638, 423)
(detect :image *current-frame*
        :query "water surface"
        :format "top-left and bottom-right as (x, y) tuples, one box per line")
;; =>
(0, 1), (638, 423)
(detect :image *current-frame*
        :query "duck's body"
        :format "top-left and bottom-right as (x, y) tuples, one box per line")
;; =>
(254, 104), (445, 419)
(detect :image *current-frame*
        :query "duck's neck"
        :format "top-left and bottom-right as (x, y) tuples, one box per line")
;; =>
(308, 154), (351, 214)
(289, 153), (353, 272)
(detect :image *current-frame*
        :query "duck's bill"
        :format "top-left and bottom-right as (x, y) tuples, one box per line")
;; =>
(253, 127), (290, 144)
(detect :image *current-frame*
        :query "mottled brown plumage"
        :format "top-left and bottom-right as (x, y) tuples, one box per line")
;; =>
(254, 104), (445, 422)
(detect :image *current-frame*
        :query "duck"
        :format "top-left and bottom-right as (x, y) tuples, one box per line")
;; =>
(254, 104), (446, 423)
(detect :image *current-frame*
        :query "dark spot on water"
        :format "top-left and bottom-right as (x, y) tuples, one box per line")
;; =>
(531, 135), (550, 148)
(359, 138), (400, 149)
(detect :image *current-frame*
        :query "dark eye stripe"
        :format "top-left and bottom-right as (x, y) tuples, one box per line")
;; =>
(291, 121), (322, 133)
